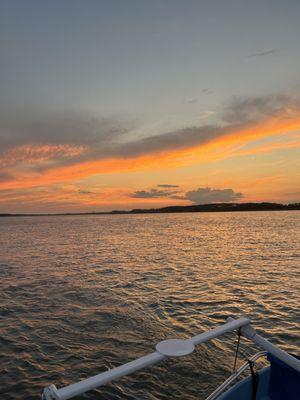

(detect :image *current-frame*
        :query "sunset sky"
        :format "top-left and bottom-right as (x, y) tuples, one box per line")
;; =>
(1, 0), (300, 213)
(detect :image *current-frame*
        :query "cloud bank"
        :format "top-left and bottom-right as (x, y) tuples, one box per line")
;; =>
(183, 187), (243, 204)
(129, 185), (243, 204)
(0, 93), (300, 189)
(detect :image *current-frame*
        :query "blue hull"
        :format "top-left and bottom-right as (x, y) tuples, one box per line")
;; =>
(218, 354), (300, 400)
(217, 367), (271, 400)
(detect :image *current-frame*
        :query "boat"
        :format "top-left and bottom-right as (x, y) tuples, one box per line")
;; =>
(42, 316), (300, 399)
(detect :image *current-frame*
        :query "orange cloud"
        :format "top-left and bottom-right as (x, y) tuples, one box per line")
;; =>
(1, 113), (300, 192)
(0, 144), (86, 168)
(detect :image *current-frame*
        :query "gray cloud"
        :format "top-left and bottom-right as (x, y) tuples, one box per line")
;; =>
(0, 111), (223, 169)
(222, 93), (299, 124)
(130, 188), (178, 198)
(157, 184), (179, 188)
(129, 185), (243, 204)
(0, 172), (12, 182)
(113, 125), (223, 159)
(248, 49), (280, 58)
(0, 112), (134, 172)
(78, 190), (95, 195)
(0, 112), (130, 154)
(1, 93), (299, 176)
(184, 187), (243, 204)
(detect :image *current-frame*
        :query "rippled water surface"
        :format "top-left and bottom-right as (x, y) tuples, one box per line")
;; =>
(0, 212), (299, 400)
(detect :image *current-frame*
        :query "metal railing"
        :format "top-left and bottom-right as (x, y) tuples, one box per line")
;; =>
(205, 351), (268, 400)
(42, 317), (300, 400)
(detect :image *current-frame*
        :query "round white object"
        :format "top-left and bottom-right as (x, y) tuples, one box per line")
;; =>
(155, 339), (195, 357)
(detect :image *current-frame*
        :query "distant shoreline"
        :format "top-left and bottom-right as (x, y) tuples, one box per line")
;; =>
(1, 202), (299, 217)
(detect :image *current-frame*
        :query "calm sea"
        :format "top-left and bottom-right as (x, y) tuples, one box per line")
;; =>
(0, 211), (299, 400)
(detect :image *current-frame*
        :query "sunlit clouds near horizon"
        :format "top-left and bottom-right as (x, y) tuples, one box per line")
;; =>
(0, 1), (300, 212)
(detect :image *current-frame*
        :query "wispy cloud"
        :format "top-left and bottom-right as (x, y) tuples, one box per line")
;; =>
(247, 48), (280, 58)
(202, 88), (214, 95)
(186, 98), (198, 104)
(78, 190), (95, 195)
(130, 187), (179, 199)
(157, 184), (179, 188)
(222, 93), (296, 124)
(199, 110), (215, 120)
(0, 144), (86, 169)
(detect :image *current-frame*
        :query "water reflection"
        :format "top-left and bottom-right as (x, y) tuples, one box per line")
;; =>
(0, 211), (299, 399)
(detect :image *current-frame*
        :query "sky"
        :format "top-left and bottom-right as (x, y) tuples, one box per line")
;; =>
(0, 0), (300, 213)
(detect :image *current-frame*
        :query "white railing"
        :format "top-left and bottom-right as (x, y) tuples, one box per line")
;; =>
(42, 317), (300, 400)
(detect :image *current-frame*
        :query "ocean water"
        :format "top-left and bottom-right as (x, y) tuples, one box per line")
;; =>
(0, 211), (299, 400)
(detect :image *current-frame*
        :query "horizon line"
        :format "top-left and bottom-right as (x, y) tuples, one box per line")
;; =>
(1, 201), (299, 217)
